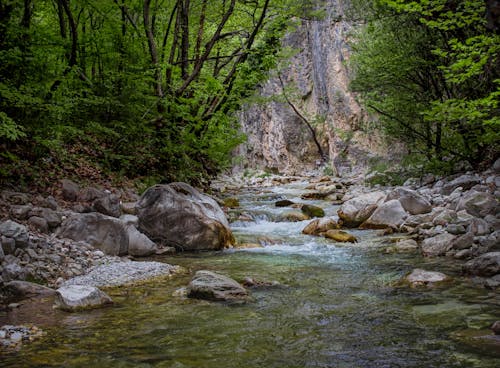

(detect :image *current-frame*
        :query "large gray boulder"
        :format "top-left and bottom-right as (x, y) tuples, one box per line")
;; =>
(361, 199), (408, 229)
(0, 220), (29, 248)
(421, 233), (457, 257)
(441, 174), (481, 195)
(93, 194), (121, 218)
(338, 191), (386, 228)
(55, 285), (113, 311)
(136, 183), (234, 251)
(187, 270), (249, 302)
(463, 252), (500, 277)
(387, 188), (432, 215)
(455, 190), (498, 218)
(126, 225), (157, 256)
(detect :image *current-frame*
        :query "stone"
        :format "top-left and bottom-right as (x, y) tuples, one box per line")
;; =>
(93, 194), (121, 218)
(404, 212), (436, 227)
(432, 209), (458, 226)
(55, 285), (113, 311)
(493, 157), (500, 172)
(126, 226), (157, 257)
(1, 191), (30, 205)
(136, 183), (234, 251)
(28, 216), (49, 233)
(223, 197), (239, 208)
(421, 233), (457, 257)
(187, 270), (249, 302)
(10, 205), (33, 220)
(477, 230), (500, 250)
(57, 213), (129, 256)
(120, 201), (137, 215)
(0, 244), (4, 260)
(279, 211), (310, 222)
(61, 179), (80, 201)
(77, 187), (105, 202)
(446, 223), (466, 235)
(1, 236), (16, 255)
(386, 239), (418, 253)
(42, 195), (58, 210)
(275, 199), (295, 207)
(463, 252), (500, 277)
(0, 220), (29, 248)
(455, 190), (498, 218)
(491, 321), (500, 335)
(450, 232), (474, 250)
(361, 199), (407, 229)
(5, 280), (56, 298)
(2, 262), (25, 282)
(302, 218), (339, 236)
(338, 191), (386, 228)
(387, 187), (432, 215)
(468, 218), (491, 236)
(301, 204), (325, 218)
(324, 230), (357, 243)
(30, 207), (61, 229)
(120, 214), (139, 226)
(405, 269), (449, 287)
(441, 174), (481, 195)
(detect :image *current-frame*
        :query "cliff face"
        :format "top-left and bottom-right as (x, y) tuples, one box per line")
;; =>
(237, 0), (385, 175)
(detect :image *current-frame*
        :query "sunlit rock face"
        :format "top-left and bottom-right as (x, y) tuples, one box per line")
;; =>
(237, 0), (388, 175)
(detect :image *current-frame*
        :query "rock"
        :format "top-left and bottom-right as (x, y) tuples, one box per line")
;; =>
(28, 216), (49, 233)
(55, 285), (113, 311)
(432, 209), (458, 226)
(120, 214), (139, 226)
(1, 191), (30, 205)
(421, 233), (457, 257)
(405, 269), (449, 287)
(0, 245), (4, 260)
(492, 321), (500, 335)
(30, 207), (61, 229)
(93, 194), (121, 218)
(2, 262), (25, 282)
(468, 218), (491, 236)
(387, 188), (432, 215)
(5, 281), (56, 298)
(233, 242), (263, 249)
(446, 223), (467, 235)
(187, 270), (249, 302)
(120, 201), (137, 215)
(41, 195), (58, 210)
(441, 174), (481, 195)
(0, 220), (29, 248)
(77, 187), (105, 202)
(404, 212), (436, 227)
(275, 199), (295, 207)
(223, 197), (239, 208)
(455, 191), (498, 218)
(337, 191), (386, 228)
(477, 230), (500, 251)
(301, 204), (325, 218)
(57, 213), (128, 256)
(241, 277), (280, 288)
(324, 230), (357, 243)
(1, 237), (16, 255)
(302, 218), (339, 236)
(279, 211), (310, 222)
(361, 199), (407, 229)
(386, 239), (418, 253)
(126, 226), (157, 257)
(450, 232), (474, 250)
(10, 205), (33, 220)
(61, 179), (80, 201)
(136, 183), (234, 251)
(463, 252), (500, 277)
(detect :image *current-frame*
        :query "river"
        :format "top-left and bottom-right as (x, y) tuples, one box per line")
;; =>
(1, 180), (499, 367)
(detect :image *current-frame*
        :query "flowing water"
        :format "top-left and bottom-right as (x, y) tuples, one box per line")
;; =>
(1, 181), (499, 367)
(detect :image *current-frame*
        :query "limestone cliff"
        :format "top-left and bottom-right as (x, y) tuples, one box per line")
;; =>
(236, 0), (386, 175)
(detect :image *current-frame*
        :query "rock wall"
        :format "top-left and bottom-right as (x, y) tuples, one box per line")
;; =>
(236, 0), (386, 175)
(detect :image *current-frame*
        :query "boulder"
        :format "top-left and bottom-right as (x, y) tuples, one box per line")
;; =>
(361, 200), (407, 229)
(301, 204), (325, 218)
(28, 216), (49, 233)
(136, 183), (234, 251)
(10, 205), (33, 220)
(0, 244), (4, 260)
(275, 199), (295, 207)
(463, 252), (500, 277)
(387, 188), (432, 215)
(5, 280), (56, 298)
(126, 225), (157, 256)
(450, 232), (474, 250)
(324, 230), (357, 243)
(77, 187), (105, 202)
(279, 211), (310, 222)
(57, 213), (128, 256)
(187, 270), (249, 302)
(338, 191), (386, 228)
(41, 195), (58, 210)
(468, 218), (491, 236)
(432, 209), (458, 226)
(455, 191), (498, 218)
(405, 269), (449, 287)
(223, 197), (239, 208)
(120, 202), (137, 215)
(29, 207), (61, 229)
(441, 175), (481, 195)
(0, 220), (29, 248)
(421, 233), (457, 257)
(385, 239), (418, 253)
(302, 218), (339, 236)
(61, 179), (80, 201)
(93, 194), (121, 218)
(55, 285), (113, 311)
(492, 321), (500, 335)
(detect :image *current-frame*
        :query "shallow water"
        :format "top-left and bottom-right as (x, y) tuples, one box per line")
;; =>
(1, 181), (499, 367)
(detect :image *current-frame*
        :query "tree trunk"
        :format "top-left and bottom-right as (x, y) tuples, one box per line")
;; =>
(143, 0), (164, 102)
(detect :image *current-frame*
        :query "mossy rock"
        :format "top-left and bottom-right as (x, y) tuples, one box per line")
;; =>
(324, 230), (357, 243)
(302, 218), (340, 236)
(275, 199), (295, 207)
(279, 211), (310, 222)
(301, 204), (325, 218)
(223, 197), (240, 208)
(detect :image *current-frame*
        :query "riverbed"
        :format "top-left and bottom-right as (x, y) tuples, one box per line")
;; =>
(1, 180), (499, 367)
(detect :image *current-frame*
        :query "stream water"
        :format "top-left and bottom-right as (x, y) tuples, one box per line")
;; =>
(1, 181), (499, 367)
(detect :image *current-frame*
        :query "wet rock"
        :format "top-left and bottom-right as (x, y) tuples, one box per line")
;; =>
(405, 269), (449, 287)
(455, 190), (498, 218)
(223, 197), (239, 208)
(275, 199), (295, 207)
(302, 218), (339, 236)
(57, 213), (129, 256)
(421, 233), (457, 257)
(5, 280), (56, 298)
(242, 276), (280, 288)
(126, 225), (157, 257)
(361, 199), (407, 229)
(463, 252), (500, 277)
(136, 183), (234, 251)
(387, 188), (432, 215)
(441, 174), (481, 195)
(28, 216), (49, 233)
(385, 239), (418, 253)
(93, 194), (121, 218)
(10, 205), (33, 220)
(233, 243), (263, 249)
(279, 211), (310, 222)
(55, 285), (113, 311)
(61, 179), (80, 201)
(0, 220), (29, 248)
(301, 204), (325, 218)
(0, 325), (44, 348)
(324, 230), (357, 243)
(187, 270), (249, 302)
(338, 191), (386, 228)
